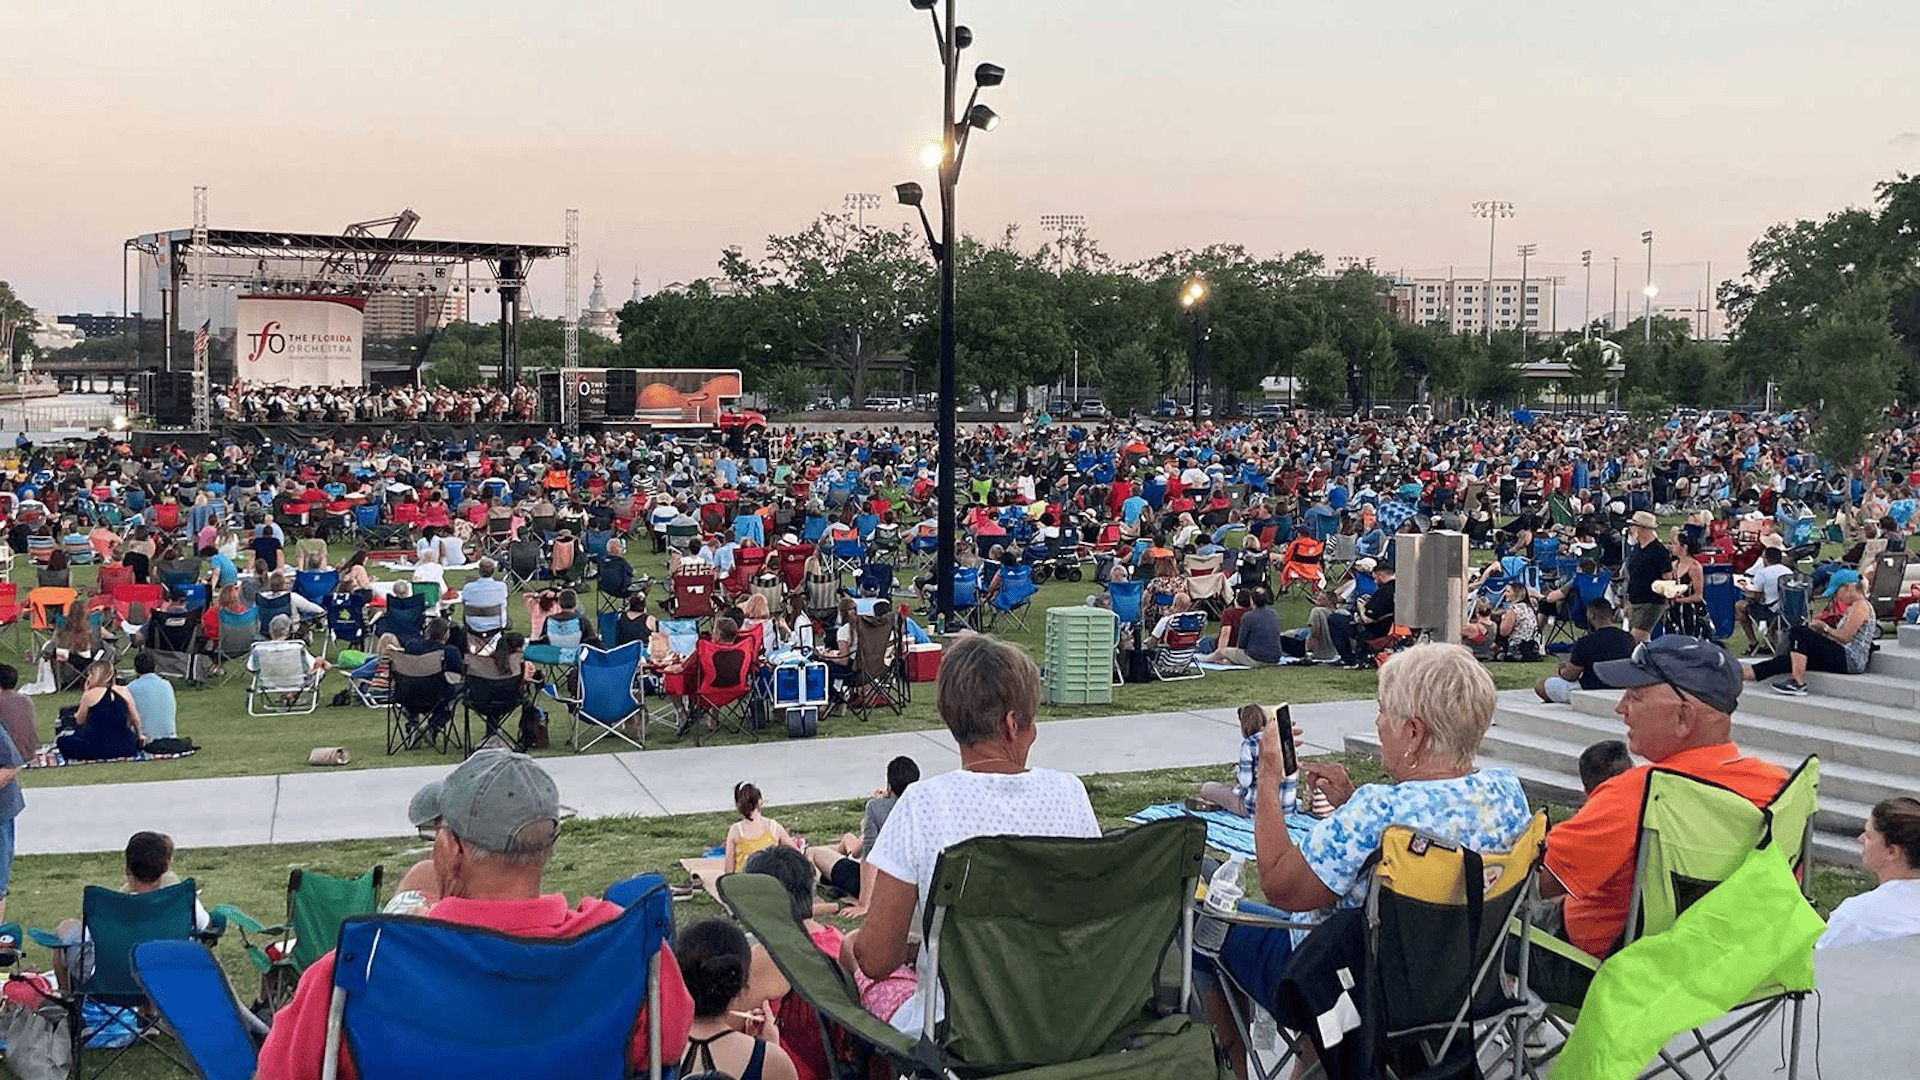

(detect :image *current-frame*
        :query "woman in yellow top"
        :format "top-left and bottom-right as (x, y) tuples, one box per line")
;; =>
(724, 781), (795, 873)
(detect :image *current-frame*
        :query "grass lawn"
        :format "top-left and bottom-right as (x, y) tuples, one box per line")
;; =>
(12, 538), (1561, 788)
(5, 751), (1873, 1079)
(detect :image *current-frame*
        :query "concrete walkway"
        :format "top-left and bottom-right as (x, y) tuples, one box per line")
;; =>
(22, 693), (1399, 856)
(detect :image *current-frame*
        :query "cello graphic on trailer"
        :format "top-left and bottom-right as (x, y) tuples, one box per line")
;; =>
(549, 368), (766, 435)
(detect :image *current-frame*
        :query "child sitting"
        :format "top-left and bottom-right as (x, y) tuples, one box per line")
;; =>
(1578, 739), (1633, 795)
(1191, 704), (1269, 816)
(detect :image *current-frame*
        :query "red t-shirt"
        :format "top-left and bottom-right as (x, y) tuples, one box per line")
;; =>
(1544, 745), (1786, 956)
(1218, 605), (1249, 649)
(255, 894), (693, 1080)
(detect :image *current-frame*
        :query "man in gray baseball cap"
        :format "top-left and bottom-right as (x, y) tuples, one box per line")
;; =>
(1534, 635), (1787, 971)
(259, 750), (695, 1078)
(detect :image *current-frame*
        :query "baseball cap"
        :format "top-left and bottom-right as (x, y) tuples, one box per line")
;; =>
(409, 750), (561, 854)
(1821, 569), (1861, 597)
(1592, 636), (1743, 715)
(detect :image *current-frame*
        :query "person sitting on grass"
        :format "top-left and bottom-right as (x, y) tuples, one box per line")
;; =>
(806, 755), (920, 917)
(1534, 601), (1634, 704)
(675, 918), (800, 1080)
(1190, 704), (1269, 817)
(258, 750), (695, 1079)
(58, 659), (144, 762)
(725, 781), (796, 874)
(1578, 739), (1633, 795)
(1744, 568), (1875, 696)
(1199, 586), (1285, 668)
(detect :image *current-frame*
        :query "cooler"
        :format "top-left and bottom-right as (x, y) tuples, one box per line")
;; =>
(907, 642), (942, 682)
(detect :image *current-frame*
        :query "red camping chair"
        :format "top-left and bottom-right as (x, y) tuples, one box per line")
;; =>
(691, 634), (762, 744)
(664, 567), (718, 621)
(777, 544), (815, 591)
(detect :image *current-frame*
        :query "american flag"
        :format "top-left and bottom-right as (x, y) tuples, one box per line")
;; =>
(192, 319), (209, 365)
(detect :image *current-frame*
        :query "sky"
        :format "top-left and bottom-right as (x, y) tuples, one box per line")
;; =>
(5, 0), (1917, 329)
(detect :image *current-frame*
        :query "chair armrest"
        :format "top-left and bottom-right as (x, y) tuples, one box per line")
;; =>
(1191, 901), (1322, 935)
(208, 904), (280, 938)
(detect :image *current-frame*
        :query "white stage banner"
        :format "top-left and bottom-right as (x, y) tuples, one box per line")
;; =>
(236, 296), (364, 386)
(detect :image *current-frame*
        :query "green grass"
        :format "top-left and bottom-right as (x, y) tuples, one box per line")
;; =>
(13, 539), (1560, 788)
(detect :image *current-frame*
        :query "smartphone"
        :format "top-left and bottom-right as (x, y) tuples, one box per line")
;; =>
(1274, 703), (1298, 775)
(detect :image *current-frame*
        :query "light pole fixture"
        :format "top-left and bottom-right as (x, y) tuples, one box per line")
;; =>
(1516, 243), (1537, 356)
(1642, 230), (1656, 344)
(843, 192), (882, 230)
(895, 0), (1004, 632)
(1182, 276), (1208, 418)
(1471, 200), (1514, 342)
(1581, 250), (1593, 341)
(1039, 213), (1086, 274)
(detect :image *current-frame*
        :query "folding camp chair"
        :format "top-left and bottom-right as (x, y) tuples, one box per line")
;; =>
(31, 879), (224, 1080)
(379, 591), (427, 642)
(1323, 532), (1359, 584)
(324, 591), (372, 657)
(387, 649), (463, 755)
(719, 816), (1221, 1080)
(26, 584), (77, 657)
(246, 640), (324, 716)
(133, 938), (270, 1080)
(664, 566), (718, 621)
(316, 890), (676, 1080)
(1276, 535), (1325, 593)
(1150, 610), (1206, 681)
(985, 564), (1037, 631)
(1544, 571), (1614, 652)
(146, 610), (209, 685)
(829, 537), (866, 577)
(294, 570), (339, 606)
(207, 866), (384, 1013)
(845, 602), (907, 720)
(1185, 552), (1228, 617)
(1867, 550), (1908, 621)
(1516, 760), (1818, 1080)
(856, 560), (895, 599)
(664, 521), (699, 554)
(948, 565), (984, 631)
(503, 538), (545, 591)
(594, 553), (635, 614)
(213, 607), (260, 683)
(551, 640), (647, 752)
(690, 634), (763, 744)
(1207, 812), (1549, 1080)
(463, 659), (531, 749)
(777, 543), (815, 590)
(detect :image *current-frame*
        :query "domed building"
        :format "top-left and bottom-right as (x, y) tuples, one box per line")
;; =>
(582, 266), (620, 341)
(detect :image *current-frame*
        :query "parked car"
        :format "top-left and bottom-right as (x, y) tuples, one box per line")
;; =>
(1153, 400), (1180, 418)
(1047, 399), (1072, 416)
(1078, 400), (1106, 419)
(1250, 403), (1285, 419)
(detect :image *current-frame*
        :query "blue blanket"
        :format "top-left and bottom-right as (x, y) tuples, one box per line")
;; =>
(1126, 803), (1319, 858)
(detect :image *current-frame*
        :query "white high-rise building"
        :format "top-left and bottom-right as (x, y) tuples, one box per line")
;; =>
(1391, 276), (1544, 335)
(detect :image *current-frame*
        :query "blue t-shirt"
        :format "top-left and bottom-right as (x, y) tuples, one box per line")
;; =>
(127, 673), (178, 741)
(209, 551), (239, 588)
(1291, 768), (1532, 943)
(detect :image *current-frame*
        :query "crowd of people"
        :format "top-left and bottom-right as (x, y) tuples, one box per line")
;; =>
(3, 400), (1919, 1073)
(214, 381), (540, 425)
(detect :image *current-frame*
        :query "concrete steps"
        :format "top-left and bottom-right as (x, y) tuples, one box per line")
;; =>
(1342, 648), (1920, 870)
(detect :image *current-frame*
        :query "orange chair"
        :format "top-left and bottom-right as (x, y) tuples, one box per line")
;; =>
(26, 586), (78, 654)
(1275, 535), (1326, 594)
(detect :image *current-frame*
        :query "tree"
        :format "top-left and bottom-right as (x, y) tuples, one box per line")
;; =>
(422, 337), (483, 389)
(1294, 343), (1345, 410)
(1102, 342), (1161, 417)
(1564, 339), (1613, 401)
(0, 281), (36, 369)
(929, 237), (1071, 410)
(760, 364), (816, 414)
(721, 215), (931, 404)
(1787, 279), (1903, 478)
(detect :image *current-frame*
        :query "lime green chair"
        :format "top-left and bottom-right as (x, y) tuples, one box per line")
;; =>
(211, 866), (383, 1011)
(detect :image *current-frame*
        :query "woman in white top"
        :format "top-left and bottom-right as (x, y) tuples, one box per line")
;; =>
(844, 634), (1100, 1034)
(1818, 796), (1920, 949)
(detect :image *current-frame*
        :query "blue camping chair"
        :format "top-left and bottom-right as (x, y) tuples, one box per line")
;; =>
(987, 565), (1037, 631)
(549, 640), (647, 752)
(172, 582), (210, 613)
(732, 514), (765, 548)
(801, 515), (829, 543)
(256, 592), (295, 635)
(318, 888), (675, 1080)
(857, 561), (895, 599)
(1703, 562), (1737, 641)
(853, 513), (879, 541)
(380, 592), (427, 641)
(1105, 579), (1146, 628)
(830, 538), (866, 576)
(133, 939), (270, 1080)
(325, 591), (372, 656)
(949, 565), (983, 630)
(295, 570), (339, 605)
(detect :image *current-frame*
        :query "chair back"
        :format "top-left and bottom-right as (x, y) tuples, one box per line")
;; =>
(257, 592), (294, 633)
(296, 570), (339, 603)
(695, 635), (758, 707)
(671, 568), (717, 618)
(857, 561), (894, 598)
(132, 939), (263, 1080)
(464, 659), (527, 718)
(596, 555), (633, 599)
(852, 608), (898, 677)
(326, 592), (371, 642)
(1105, 579), (1145, 624)
(82, 879), (201, 1003)
(920, 818), (1205, 1067)
(577, 641), (644, 728)
(383, 594), (427, 640)
(661, 618), (700, 658)
(545, 614), (585, 652)
(97, 564), (135, 593)
(994, 565), (1036, 610)
(158, 558), (203, 587)
(1370, 813), (1548, 1034)
(391, 649), (457, 712)
(777, 544), (814, 589)
(219, 607), (261, 657)
(251, 641), (312, 691)
(951, 565), (981, 610)
(151, 609), (200, 654)
(286, 866), (384, 974)
(27, 586), (76, 631)
(323, 892), (672, 1080)
(507, 539), (545, 577)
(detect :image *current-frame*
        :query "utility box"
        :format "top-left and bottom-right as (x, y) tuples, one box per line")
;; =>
(1397, 531), (1469, 645)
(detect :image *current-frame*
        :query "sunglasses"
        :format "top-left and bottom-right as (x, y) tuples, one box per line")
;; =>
(1629, 641), (1693, 706)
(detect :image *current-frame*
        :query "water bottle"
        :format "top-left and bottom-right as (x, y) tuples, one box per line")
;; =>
(1193, 855), (1245, 954)
(1250, 1007), (1279, 1051)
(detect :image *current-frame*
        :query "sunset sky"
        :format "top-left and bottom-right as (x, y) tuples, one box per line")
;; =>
(6, 0), (1915, 328)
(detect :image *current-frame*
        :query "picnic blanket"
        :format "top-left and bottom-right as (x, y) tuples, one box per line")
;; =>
(1127, 803), (1320, 859)
(679, 857), (727, 903)
(24, 748), (198, 770)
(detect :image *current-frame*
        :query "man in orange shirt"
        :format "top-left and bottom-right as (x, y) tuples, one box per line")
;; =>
(1540, 635), (1786, 958)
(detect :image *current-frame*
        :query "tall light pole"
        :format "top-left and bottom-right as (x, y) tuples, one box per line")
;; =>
(1181, 276), (1207, 417)
(1611, 257), (1620, 332)
(1641, 230), (1655, 344)
(896, 0), (1003, 631)
(1581, 250), (1593, 341)
(1516, 242), (1537, 358)
(844, 192), (881, 230)
(1471, 201), (1514, 342)
(1039, 213), (1086, 274)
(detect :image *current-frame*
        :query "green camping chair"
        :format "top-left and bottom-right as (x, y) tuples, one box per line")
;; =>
(211, 866), (384, 1012)
(30, 878), (225, 1079)
(1547, 494), (1576, 529)
(1518, 757), (1819, 1080)
(718, 817), (1224, 1079)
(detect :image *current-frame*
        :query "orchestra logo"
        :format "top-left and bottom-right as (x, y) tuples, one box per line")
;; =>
(244, 321), (285, 364)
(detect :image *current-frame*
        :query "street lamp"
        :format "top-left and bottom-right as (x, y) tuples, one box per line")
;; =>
(1641, 230), (1655, 344)
(1182, 276), (1208, 418)
(1471, 200), (1514, 342)
(1644, 283), (1660, 345)
(895, 0), (1004, 632)
(1581, 250), (1593, 341)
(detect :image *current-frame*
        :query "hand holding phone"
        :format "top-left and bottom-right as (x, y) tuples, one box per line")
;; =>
(1274, 703), (1298, 776)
